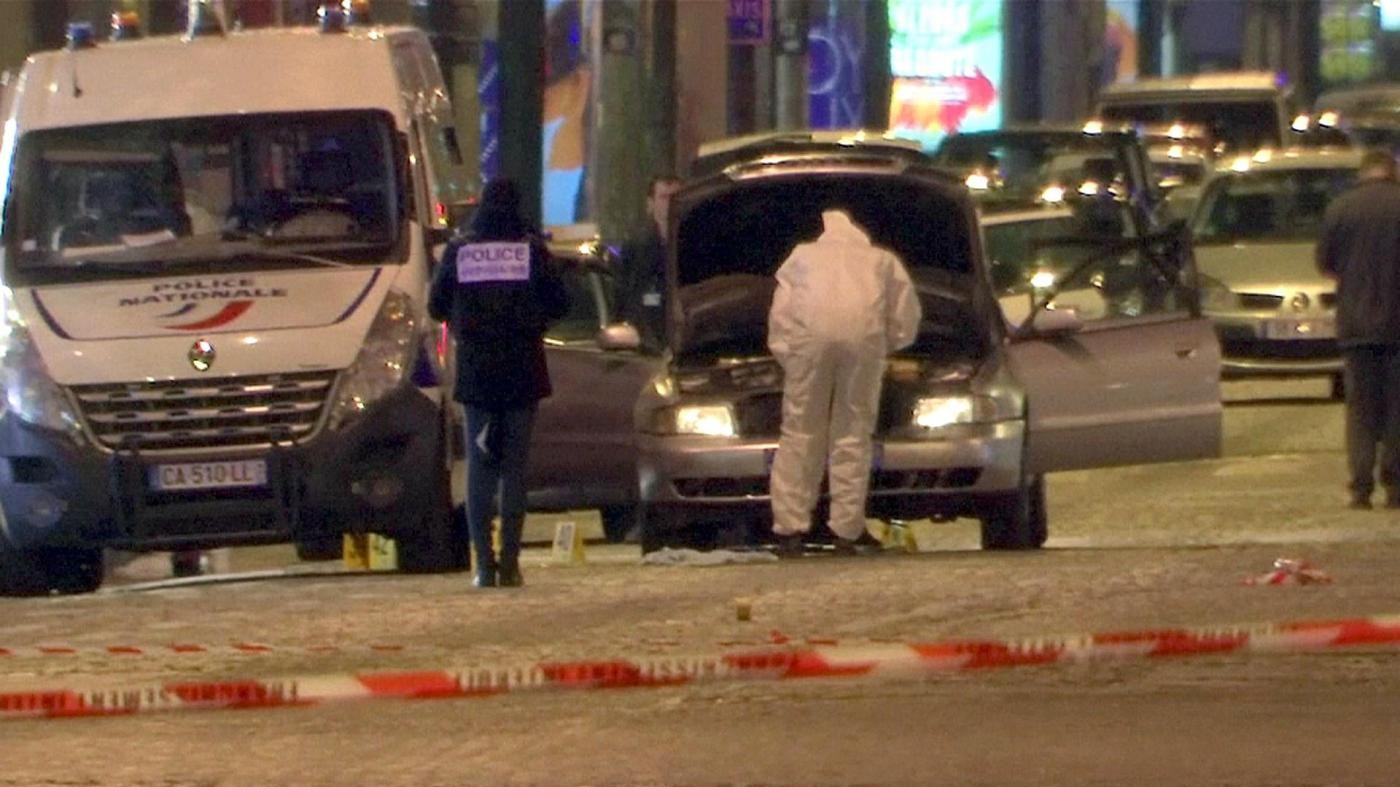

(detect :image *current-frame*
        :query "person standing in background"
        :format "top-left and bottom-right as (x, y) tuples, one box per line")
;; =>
(1316, 149), (1400, 510)
(618, 174), (682, 349)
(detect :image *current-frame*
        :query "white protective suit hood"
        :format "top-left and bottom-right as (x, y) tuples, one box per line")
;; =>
(767, 209), (922, 359)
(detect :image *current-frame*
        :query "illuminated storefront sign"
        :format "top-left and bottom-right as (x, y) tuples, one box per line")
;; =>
(887, 0), (1004, 149)
(1104, 0), (1140, 85)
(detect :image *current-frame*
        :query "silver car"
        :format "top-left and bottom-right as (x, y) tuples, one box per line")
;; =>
(531, 137), (1223, 552)
(1190, 147), (1361, 393)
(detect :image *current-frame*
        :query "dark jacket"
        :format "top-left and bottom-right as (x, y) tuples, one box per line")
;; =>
(1317, 178), (1400, 346)
(617, 225), (668, 350)
(429, 231), (570, 409)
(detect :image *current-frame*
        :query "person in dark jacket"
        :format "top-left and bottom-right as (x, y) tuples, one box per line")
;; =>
(616, 174), (680, 350)
(429, 179), (570, 586)
(1316, 149), (1400, 510)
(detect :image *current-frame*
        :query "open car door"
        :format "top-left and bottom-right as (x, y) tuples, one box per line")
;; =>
(1001, 225), (1222, 473)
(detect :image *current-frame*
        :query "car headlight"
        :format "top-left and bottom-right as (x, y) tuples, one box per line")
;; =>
(651, 404), (737, 437)
(1198, 275), (1237, 312)
(912, 395), (1013, 431)
(328, 290), (419, 429)
(0, 293), (82, 437)
(913, 396), (976, 430)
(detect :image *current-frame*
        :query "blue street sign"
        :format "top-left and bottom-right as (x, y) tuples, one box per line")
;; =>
(728, 0), (768, 45)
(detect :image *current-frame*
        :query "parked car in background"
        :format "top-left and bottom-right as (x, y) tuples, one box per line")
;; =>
(1095, 71), (1300, 151)
(929, 124), (1166, 231)
(527, 234), (658, 543)
(1302, 84), (1400, 152)
(1190, 147), (1362, 397)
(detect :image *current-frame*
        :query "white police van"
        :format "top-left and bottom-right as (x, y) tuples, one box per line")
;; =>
(0, 8), (477, 593)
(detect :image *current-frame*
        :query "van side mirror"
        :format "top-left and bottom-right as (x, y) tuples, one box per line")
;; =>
(425, 199), (478, 249)
(597, 322), (641, 351)
(1029, 308), (1083, 337)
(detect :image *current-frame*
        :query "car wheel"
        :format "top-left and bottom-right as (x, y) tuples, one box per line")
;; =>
(978, 475), (1047, 550)
(0, 547), (104, 596)
(1330, 373), (1346, 401)
(598, 505), (637, 543)
(638, 504), (684, 554)
(396, 426), (469, 573)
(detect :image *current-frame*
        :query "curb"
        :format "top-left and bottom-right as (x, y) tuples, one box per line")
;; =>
(3, 613), (1398, 722)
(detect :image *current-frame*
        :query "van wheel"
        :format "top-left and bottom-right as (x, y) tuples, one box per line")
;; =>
(397, 433), (468, 573)
(0, 547), (104, 596)
(978, 475), (1047, 550)
(295, 534), (343, 562)
(599, 505), (637, 543)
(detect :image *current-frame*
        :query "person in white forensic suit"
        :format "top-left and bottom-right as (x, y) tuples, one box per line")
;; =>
(767, 208), (922, 556)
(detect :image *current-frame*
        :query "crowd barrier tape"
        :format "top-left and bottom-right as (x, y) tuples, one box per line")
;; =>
(2, 614), (1398, 722)
(0, 642), (408, 660)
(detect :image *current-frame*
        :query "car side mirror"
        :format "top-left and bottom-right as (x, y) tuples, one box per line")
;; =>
(1029, 308), (1083, 337)
(597, 322), (641, 351)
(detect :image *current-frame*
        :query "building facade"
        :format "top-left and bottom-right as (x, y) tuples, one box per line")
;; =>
(0, 0), (1390, 241)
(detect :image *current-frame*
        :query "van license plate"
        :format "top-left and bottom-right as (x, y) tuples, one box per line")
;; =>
(149, 460), (267, 492)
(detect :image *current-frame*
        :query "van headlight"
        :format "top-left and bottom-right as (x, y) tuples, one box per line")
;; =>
(0, 307), (82, 438)
(329, 290), (418, 429)
(651, 404), (737, 437)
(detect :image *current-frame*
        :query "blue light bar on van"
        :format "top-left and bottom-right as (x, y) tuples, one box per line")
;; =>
(319, 2), (350, 33)
(66, 22), (98, 50)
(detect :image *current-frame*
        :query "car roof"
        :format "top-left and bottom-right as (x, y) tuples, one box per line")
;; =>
(979, 207), (1076, 227)
(690, 130), (927, 176)
(1099, 70), (1283, 99)
(941, 123), (1140, 143)
(1214, 146), (1365, 174)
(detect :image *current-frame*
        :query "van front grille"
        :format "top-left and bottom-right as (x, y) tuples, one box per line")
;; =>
(70, 371), (337, 452)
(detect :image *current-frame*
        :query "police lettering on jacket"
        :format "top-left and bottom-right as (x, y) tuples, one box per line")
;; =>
(456, 242), (531, 284)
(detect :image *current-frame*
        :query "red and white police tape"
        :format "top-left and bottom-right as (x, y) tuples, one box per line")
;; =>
(0, 642), (408, 660)
(3, 613), (1397, 721)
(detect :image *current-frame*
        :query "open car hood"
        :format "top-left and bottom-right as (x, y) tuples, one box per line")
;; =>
(669, 160), (993, 363)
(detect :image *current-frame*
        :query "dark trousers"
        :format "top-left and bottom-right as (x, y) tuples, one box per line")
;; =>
(463, 404), (537, 572)
(1342, 345), (1400, 500)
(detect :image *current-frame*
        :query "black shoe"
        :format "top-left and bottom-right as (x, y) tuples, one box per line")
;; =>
(498, 560), (523, 587)
(774, 534), (804, 558)
(1349, 496), (1373, 511)
(832, 538), (861, 556)
(473, 561), (497, 588)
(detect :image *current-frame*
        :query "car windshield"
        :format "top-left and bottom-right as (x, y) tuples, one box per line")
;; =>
(1151, 157), (1208, 190)
(4, 110), (402, 285)
(929, 132), (1139, 209)
(1099, 99), (1279, 151)
(1191, 167), (1356, 244)
(983, 212), (1107, 296)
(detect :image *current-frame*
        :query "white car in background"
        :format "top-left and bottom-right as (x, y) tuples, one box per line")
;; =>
(1190, 147), (1362, 396)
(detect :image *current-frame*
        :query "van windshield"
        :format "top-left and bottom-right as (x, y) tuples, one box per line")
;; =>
(1100, 99), (1279, 151)
(4, 110), (402, 285)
